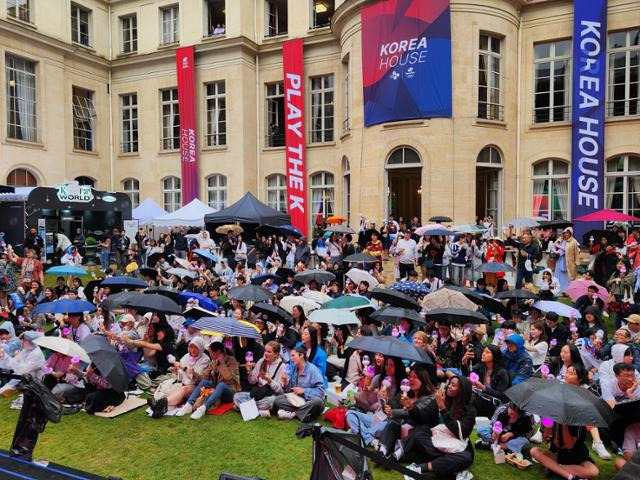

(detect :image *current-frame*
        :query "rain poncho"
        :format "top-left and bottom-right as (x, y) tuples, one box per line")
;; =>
(0, 320), (22, 358)
(598, 344), (640, 383)
(177, 337), (209, 386)
(504, 334), (534, 385)
(3, 331), (46, 378)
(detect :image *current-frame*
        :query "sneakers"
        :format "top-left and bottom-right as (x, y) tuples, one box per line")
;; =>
(592, 441), (611, 460)
(370, 439), (381, 451)
(403, 463), (422, 480)
(175, 403), (193, 417)
(259, 409), (271, 419)
(530, 430), (543, 444)
(277, 409), (297, 420)
(455, 471), (474, 480)
(190, 405), (207, 420)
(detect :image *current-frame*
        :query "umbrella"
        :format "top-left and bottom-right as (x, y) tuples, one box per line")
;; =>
(275, 267), (295, 280)
(361, 228), (382, 243)
(539, 219), (574, 230)
(429, 216), (452, 223)
(215, 224), (244, 235)
(279, 295), (320, 315)
(326, 224), (355, 234)
(278, 225), (303, 238)
(309, 309), (360, 326)
(505, 378), (616, 428)
(166, 268), (197, 279)
(139, 267), (159, 279)
(370, 307), (425, 325)
(172, 257), (192, 269)
(100, 291), (138, 311)
(567, 279), (609, 303)
(368, 288), (421, 310)
(255, 225), (279, 236)
(31, 299), (96, 315)
(582, 229), (622, 246)
(575, 209), (640, 223)
(388, 281), (430, 296)
(422, 289), (478, 312)
(183, 306), (218, 320)
(79, 335), (130, 392)
(321, 295), (376, 311)
(444, 287), (507, 316)
(146, 252), (164, 267)
(250, 302), (293, 324)
(452, 224), (487, 234)
(343, 253), (379, 264)
(192, 316), (261, 339)
(302, 290), (332, 304)
(192, 249), (218, 263)
(475, 263), (515, 273)
(45, 265), (88, 276)
(345, 268), (379, 288)
(495, 289), (539, 300)
(250, 273), (282, 285)
(532, 300), (582, 319)
(505, 217), (547, 228)
(424, 308), (489, 325)
(101, 276), (147, 289)
(326, 215), (347, 224)
(120, 292), (182, 315)
(294, 269), (336, 285)
(144, 286), (182, 301)
(178, 291), (219, 312)
(227, 285), (273, 302)
(416, 228), (453, 236)
(34, 336), (91, 364)
(348, 336), (433, 364)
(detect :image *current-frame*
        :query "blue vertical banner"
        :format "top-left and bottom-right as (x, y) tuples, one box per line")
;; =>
(571, 0), (607, 241)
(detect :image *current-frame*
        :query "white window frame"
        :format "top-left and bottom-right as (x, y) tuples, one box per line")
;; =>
(265, 0), (287, 37)
(266, 174), (287, 212)
(342, 157), (350, 222)
(205, 81), (226, 147)
(533, 39), (571, 123)
(7, 0), (32, 23)
(72, 86), (95, 152)
(342, 56), (350, 134)
(607, 29), (640, 117)
(532, 159), (570, 220)
(121, 93), (138, 153)
(160, 5), (179, 45)
(310, 74), (334, 144)
(160, 88), (180, 151)
(205, 0), (226, 37)
(6, 168), (37, 187)
(5, 54), (37, 142)
(120, 14), (138, 54)
(71, 3), (91, 46)
(206, 174), (227, 210)
(163, 176), (181, 212)
(605, 155), (640, 217)
(310, 171), (335, 224)
(310, 0), (334, 30)
(122, 178), (140, 208)
(265, 81), (285, 147)
(478, 33), (502, 121)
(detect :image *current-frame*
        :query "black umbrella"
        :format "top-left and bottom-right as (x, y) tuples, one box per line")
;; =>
(275, 267), (295, 280)
(369, 306), (425, 325)
(139, 267), (158, 279)
(343, 253), (379, 264)
(144, 286), (182, 301)
(101, 291), (138, 311)
(429, 216), (452, 223)
(84, 279), (102, 297)
(294, 269), (336, 285)
(250, 273), (282, 285)
(250, 302), (293, 324)
(255, 224), (280, 237)
(146, 252), (164, 268)
(368, 288), (421, 310)
(582, 229), (622, 247)
(506, 378), (616, 428)
(609, 400), (640, 448)
(424, 307), (489, 325)
(348, 336), (433, 364)
(79, 335), (129, 392)
(101, 276), (147, 289)
(183, 306), (218, 320)
(495, 289), (539, 300)
(476, 263), (515, 273)
(540, 219), (573, 230)
(362, 228), (382, 243)
(120, 292), (182, 315)
(227, 285), (274, 302)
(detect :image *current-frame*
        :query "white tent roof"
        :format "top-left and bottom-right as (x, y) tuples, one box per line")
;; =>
(151, 198), (216, 227)
(132, 198), (168, 225)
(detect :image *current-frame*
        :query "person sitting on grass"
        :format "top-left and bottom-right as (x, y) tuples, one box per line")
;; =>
(475, 401), (534, 454)
(462, 344), (510, 418)
(504, 334), (534, 385)
(295, 325), (328, 387)
(174, 341), (240, 420)
(270, 346), (325, 421)
(0, 331), (45, 396)
(67, 361), (125, 415)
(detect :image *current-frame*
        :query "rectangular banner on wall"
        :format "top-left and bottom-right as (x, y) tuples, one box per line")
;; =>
(361, 0), (452, 127)
(176, 46), (199, 205)
(571, 0), (607, 240)
(282, 39), (308, 238)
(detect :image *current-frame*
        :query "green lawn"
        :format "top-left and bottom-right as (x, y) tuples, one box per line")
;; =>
(0, 397), (620, 480)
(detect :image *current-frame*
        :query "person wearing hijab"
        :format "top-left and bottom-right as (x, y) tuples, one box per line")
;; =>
(0, 331), (46, 395)
(504, 334), (534, 385)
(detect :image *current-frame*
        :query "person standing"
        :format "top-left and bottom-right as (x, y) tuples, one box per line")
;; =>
(395, 230), (418, 280)
(515, 233), (541, 289)
(173, 226), (188, 259)
(552, 227), (580, 294)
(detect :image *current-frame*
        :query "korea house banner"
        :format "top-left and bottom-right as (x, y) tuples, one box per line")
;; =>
(282, 39), (308, 237)
(176, 46), (199, 205)
(361, 0), (452, 127)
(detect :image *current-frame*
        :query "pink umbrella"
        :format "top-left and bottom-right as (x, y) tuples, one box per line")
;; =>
(567, 279), (609, 303)
(574, 209), (640, 223)
(415, 224), (445, 236)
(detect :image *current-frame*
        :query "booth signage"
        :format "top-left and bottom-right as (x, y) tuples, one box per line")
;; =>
(283, 39), (308, 238)
(571, 0), (607, 239)
(56, 185), (94, 203)
(176, 46), (199, 205)
(361, 0), (452, 126)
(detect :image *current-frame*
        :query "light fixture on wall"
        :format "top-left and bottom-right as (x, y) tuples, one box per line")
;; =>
(417, 186), (422, 196)
(315, 2), (328, 13)
(9, 79), (15, 87)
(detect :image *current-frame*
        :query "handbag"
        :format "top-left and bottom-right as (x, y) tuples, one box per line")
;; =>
(431, 422), (469, 454)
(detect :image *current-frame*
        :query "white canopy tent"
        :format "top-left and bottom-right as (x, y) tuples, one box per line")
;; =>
(151, 198), (216, 228)
(132, 198), (168, 225)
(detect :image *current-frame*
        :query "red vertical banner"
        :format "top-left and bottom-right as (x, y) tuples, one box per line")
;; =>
(176, 46), (199, 205)
(283, 39), (308, 237)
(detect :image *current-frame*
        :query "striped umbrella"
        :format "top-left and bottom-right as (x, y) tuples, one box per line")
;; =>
(191, 316), (262, 339)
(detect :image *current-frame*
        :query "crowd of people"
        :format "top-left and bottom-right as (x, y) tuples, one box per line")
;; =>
(0, 216), (639, 480)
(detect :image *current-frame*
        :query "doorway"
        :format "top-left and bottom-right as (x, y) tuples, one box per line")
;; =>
(475, 167), (500, 222)
(385, 147), (423, 221)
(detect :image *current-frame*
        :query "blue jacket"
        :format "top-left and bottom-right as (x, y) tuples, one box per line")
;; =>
(504, 334), (534, 385)
(288, 361), (326, 400)
(294, 341), (328, 387)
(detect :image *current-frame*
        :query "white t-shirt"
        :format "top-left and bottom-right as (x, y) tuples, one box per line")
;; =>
(601, 378), (640, 404)
(395, 238), (417, 264)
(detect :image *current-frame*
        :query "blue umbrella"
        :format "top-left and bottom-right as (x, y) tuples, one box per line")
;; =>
(45, 265), (88, 276)
(278, 225), (303, 238)
(101, 276), (148, 289)
(32, 299), (95, 315)
(250, 273), (282, 285)
(193, 249), (218, 263)
(178, 291), (219, 312)
(191, 316), (262, 339)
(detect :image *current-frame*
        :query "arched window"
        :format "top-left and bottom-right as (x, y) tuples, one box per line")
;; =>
(74, 176), (95, 187)
(162, 176), (181, 212)
(310, 171), (334, 222)
(6, 168), (37, 187)
(206, 174), (227, 210)
(266, 174), (287, 212)
(532, 159), (569, 220)
(342, 157), (350, 223)
(122, 178), (140, 208)
(476, 146), (502, 165)
(606, 155), (640, 217)
(476, 147), (502, 223)
(386, 147), (421, 168)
